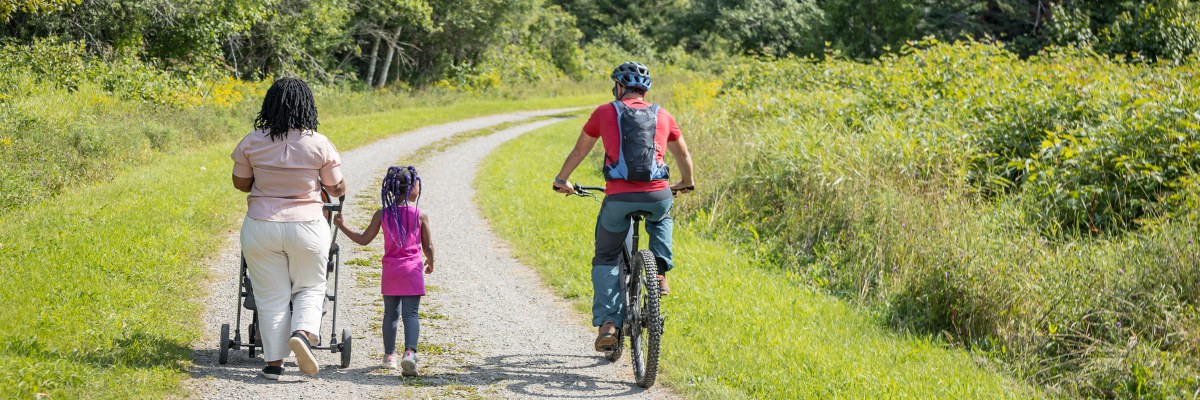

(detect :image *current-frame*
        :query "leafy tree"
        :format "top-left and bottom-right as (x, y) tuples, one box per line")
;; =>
(0, 0), (77, 21)
(680, 0), (825, 57)
(1096, 0), (1200, 60)
(818, 0), (921, 58)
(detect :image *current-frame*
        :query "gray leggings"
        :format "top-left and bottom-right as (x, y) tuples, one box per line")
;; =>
(382, 295), (421, 354)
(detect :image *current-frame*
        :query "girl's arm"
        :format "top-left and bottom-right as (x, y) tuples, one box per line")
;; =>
(334, 209), (384, 246)
(420, 211), (435, 273)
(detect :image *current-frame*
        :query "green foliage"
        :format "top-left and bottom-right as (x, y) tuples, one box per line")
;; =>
(0, 0), (76, 20)
(817, 0), (921, 58)
(1097, 0), (1200, 61)
(1045, 3), (1096, 49)
(676, 41), (1200, 398)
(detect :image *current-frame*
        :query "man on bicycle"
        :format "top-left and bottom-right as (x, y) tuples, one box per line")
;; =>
(553, 61), (695, 351)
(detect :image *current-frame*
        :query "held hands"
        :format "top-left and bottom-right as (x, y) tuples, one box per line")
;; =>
(424, 258), (434, 274)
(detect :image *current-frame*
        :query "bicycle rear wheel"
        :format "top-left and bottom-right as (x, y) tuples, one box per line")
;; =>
(629, 249), (662, 388)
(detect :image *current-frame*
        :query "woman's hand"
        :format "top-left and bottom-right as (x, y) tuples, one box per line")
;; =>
(333, 214), (346, 228)
(424, 258), (434, 274)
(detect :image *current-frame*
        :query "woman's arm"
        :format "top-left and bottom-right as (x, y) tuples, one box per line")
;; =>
(334, 209), (383, 246)
(420, 211), (435, 273)
(232, 175), (254, 193)
(322, 180), (347, 197)
(553, 131), (599, 194)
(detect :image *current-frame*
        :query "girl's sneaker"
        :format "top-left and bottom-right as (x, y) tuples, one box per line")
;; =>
(400, 349), (419, 377)
(382, 354), (397, 370)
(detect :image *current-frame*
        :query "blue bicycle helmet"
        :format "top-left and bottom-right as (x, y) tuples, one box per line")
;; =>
(611, 61), (651, 91)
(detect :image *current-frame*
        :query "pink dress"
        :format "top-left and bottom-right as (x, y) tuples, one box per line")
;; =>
(381, 206), (425, 296)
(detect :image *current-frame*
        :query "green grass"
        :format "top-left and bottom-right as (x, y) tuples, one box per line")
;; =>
(0, 93), (605, 399)
(475, 118), (1043, 399)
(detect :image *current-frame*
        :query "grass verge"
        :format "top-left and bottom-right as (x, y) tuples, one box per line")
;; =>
(0, 93), (604, 399)
(475, 118), (1043, 399)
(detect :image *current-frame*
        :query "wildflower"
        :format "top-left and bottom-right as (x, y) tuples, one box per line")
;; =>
(1190, 239), (1194, 244)
(892, 267), (898, 271)
(1116, 321), (1122, 327)
(1, 138), (9, 145)
(200, 167), (207, 171)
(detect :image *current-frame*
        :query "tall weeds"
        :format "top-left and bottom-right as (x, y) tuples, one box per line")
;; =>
(666, 41), (1200, 398)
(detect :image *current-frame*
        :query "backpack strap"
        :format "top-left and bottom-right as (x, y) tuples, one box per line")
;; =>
(610, 100), (626, 115)
(605, 101), (625, 166)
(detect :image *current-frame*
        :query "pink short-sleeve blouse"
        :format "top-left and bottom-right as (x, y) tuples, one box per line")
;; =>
(231, 128), (343, 222)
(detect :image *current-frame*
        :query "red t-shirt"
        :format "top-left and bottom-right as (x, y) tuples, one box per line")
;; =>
(583, 99), (682, 194)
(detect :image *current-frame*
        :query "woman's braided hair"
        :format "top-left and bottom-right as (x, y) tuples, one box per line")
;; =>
(382, 166), (421, 247)
(254, 77), (319, 141)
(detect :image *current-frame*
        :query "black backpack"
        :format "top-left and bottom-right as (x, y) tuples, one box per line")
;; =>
(603, 101), (670, 182)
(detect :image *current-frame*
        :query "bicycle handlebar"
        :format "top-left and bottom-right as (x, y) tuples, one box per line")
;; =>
(553, 182), (694, 197)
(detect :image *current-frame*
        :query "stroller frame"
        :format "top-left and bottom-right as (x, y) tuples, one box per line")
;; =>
(218, 188), (353, 368)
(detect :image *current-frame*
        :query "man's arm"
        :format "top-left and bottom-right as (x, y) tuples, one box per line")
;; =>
(232, 175), (254, 193)
(667, 137), (694, 193)
(553, 131), (600, 194)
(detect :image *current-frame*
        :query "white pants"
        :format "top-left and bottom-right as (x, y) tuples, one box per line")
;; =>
(240, 217), (330, 362)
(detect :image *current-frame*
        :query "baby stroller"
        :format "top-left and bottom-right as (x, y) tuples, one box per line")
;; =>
(218, 188), (353, 368)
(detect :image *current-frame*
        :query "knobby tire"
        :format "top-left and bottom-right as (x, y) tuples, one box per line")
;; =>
(631, 249), (662, 388)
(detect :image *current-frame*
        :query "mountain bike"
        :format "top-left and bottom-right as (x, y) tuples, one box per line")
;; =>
(559, 183), (676, 388)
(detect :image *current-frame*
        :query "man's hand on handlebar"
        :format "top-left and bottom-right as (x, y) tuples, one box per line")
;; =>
(670, 180), (695, 194)
(553, 180), (576, 195)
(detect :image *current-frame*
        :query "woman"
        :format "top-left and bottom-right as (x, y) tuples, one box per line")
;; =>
(230, 77), (347, 380)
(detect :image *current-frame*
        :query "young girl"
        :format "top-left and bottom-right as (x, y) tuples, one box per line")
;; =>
(334, 166), (434, 376)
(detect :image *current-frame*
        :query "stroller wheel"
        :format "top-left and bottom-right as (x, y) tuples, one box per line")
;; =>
(340, 329), (352, 368)
(219, 324), (230, 365)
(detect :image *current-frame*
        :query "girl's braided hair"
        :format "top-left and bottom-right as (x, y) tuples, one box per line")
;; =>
(254, 77), (319, 141)
(382, 166), (421, 247)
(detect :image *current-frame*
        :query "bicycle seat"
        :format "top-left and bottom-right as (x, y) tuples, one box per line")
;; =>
(626, 211), (653, 220)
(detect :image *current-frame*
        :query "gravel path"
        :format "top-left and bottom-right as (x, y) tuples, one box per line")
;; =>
(187, 110), (680, 399)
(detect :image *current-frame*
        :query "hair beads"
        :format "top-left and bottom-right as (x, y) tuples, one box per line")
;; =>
(382, 166), (421, 248)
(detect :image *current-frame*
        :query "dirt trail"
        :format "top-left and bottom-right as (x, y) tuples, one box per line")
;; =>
(187, 110), (679, 399)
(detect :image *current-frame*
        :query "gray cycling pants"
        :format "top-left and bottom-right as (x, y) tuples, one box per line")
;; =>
(591, 188), (674, 328)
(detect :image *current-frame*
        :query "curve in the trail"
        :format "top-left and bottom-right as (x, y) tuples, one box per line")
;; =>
(187, 110), (678, 399)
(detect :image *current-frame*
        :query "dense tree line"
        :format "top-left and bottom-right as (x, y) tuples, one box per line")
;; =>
(0, 0), (1195, 88)
(556, 0), (1200, 60)
(0, 0), (582, 86)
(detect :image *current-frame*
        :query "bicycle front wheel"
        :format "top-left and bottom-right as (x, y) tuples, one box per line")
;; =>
(629, 249), (662, 388)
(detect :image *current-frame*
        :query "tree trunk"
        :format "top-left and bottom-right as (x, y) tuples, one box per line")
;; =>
(365, 33), (381, 87)
(376, 26), (403, 88)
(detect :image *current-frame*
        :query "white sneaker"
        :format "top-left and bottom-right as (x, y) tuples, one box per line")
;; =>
(400, 349), (418, 376)
(382, 353), (397, 370)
